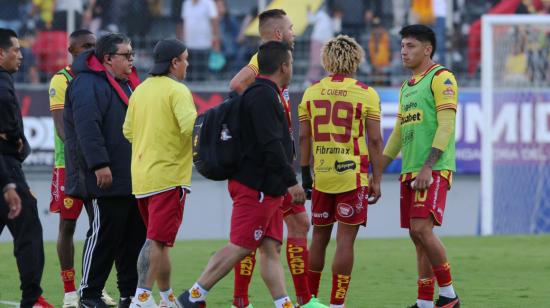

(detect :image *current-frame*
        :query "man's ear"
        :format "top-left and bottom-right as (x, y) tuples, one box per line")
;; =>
(425, 44), (433, 57)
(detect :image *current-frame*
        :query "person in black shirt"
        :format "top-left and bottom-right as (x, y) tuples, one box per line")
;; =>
(176, 41), (308, 308)
(0, 28), (54, 308)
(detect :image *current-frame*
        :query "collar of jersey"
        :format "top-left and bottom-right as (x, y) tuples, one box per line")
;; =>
(407, 63), (440, 86)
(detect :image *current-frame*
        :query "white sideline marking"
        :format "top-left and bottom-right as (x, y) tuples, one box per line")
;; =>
(0, 300), (19, 307)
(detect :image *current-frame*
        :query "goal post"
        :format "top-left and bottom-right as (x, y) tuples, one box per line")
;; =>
(481, 14), (550, 235)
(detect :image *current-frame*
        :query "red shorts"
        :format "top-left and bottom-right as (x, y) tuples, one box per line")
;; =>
(137, 187), (186, 247)
(50, 167), (84, 220)
(311, 186), (369, 226)
(228, 180), (284, 250)
(281, 192), (306, 217)
(400, 172), (450, 228)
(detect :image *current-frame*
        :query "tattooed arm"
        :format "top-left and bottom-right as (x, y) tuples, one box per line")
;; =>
(413, 148), (443, 191)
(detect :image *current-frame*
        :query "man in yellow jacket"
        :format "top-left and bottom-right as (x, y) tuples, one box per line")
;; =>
(123, 39), (197, 308)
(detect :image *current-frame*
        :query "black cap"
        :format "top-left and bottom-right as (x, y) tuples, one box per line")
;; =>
(149, 39), (186, 75)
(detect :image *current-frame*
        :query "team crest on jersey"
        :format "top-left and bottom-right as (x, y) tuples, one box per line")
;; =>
(337, 203), (355, 218)
(190, 288), (202, 298)
(49, 88), (56, 97)
(137, 291), (150, 302)
(254, 228), (264, 241)
(63, 198), (74, 209)
(282, 88), (290, 102)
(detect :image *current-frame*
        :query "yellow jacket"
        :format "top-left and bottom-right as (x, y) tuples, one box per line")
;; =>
(123, 76), (197, 196)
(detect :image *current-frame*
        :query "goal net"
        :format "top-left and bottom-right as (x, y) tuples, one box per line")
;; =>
(481, 15), (550, 235)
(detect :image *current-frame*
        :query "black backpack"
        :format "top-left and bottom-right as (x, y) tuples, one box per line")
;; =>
(192, 87), (259, 180)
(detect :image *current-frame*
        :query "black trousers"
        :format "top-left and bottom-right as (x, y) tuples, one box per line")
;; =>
(80, 195), (146, 299)
(0, 156), (44, 308)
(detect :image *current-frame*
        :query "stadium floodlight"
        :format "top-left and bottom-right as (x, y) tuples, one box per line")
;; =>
(481, 14), (550, 235)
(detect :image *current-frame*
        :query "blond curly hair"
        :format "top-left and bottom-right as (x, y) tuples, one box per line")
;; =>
(321, 35), (365, 75)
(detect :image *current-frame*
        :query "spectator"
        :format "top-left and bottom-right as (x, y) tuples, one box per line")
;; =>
(0, 0), (24, 33)
(63, 33), (146, 308)
(305, 3), (334, 85)
(52, 0), (84, 31)
(180, 0), (220, 81)
(234, 6), (260, 73)
(328, 0), (374, 43)
(15, 27), (40, 84)
(31, 0), (55, 29)
(368, 17), (391, 85)
(216, 0), (240, 74)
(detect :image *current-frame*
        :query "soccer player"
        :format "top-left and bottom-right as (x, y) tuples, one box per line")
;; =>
(299, 35), (384, 308)
(48, 29), (115, 308)
(176, 41), (304, 308)
(230, 9), (324, 308)
(382, 25), (460, 308)
(123, 39), (197, 308)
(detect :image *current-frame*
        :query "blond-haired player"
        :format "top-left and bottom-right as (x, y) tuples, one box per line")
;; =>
(299, 35), (384, 307)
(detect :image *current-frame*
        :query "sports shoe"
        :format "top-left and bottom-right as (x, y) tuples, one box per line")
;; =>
(79, 297), (109, 308)
(301, 296), (329, 308)
(435, 295), (460, 308)
(175, 290), (206, 308)
(407, 304), (419, 308)
(33, 296), (55, 308)
(118, 297), (133, 308)
(159, 299), (179, 308)
(102, 289), (118, 307)
(63, 291), (80, 308)
(231, 305), (253, 308)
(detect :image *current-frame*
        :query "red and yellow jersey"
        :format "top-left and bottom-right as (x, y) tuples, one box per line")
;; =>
(299, 75), (381, 193)
(247, 53), (259, 75)
(49, 66), (72, 112)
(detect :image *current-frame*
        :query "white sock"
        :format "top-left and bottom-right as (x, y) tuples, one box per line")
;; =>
(273, 296), (293, 308)
(159, 288), (174, 302)
(189, 283), (208, 302)
(439, 285), (456, 298)
(416, 299), (434, 308)
(134, 288), (153, 303)
(329, 304), (345, 308)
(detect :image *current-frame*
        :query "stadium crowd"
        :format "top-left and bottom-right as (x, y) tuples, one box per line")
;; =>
(2, 0), (549, 87)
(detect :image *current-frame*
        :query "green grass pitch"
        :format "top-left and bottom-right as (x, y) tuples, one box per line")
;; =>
(0, 236), (549, 307)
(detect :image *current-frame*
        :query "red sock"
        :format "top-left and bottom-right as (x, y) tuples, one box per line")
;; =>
(433, 262), (453, 287)
(308, 270), (322, 297)
(286, 237), (311, 305)
(61, 268), (76, 293)
(232, 251), (256, 307)
(417, 277), (435, 301)
(330, 273), (351, 305)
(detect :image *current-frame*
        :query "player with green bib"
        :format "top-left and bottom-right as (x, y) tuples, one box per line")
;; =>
(382, 25), (460, 308)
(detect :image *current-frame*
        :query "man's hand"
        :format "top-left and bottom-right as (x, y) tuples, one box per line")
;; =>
(412, 165), (433, 191)
(4, 187), (22, 219)
(368, 174), (381, 204)
(288, 184), (306, 204)
(16, 138), (24, 152)
(301, 166), (313, 200)
(95, 166), (113, 189)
